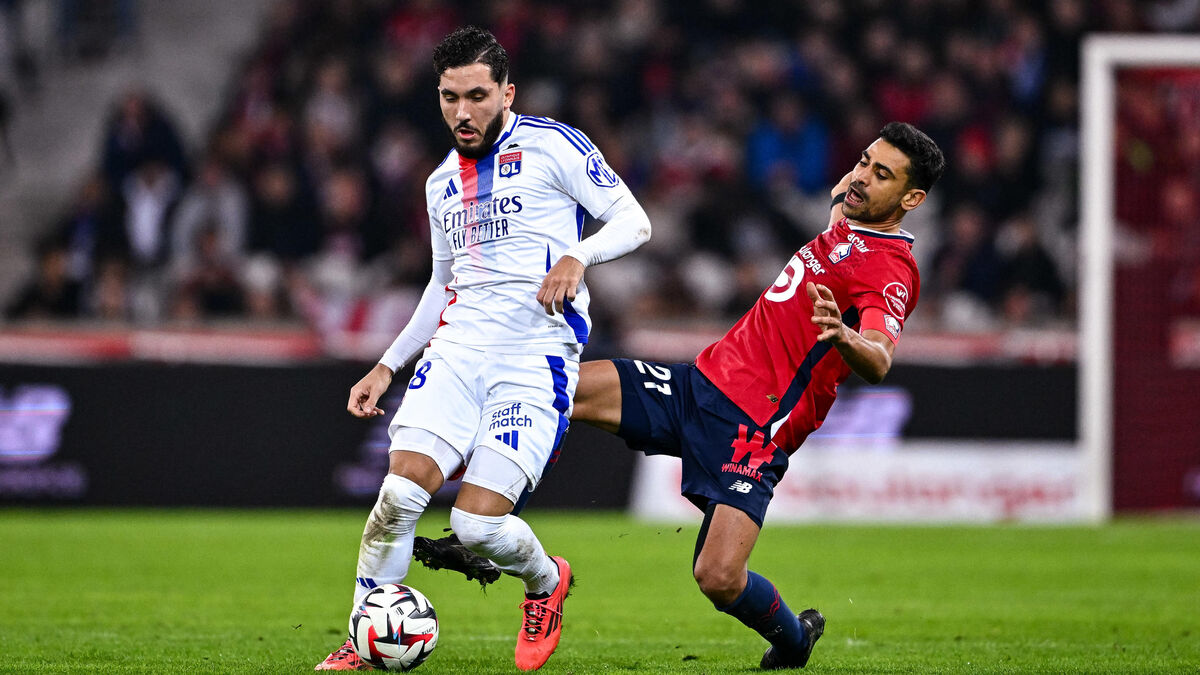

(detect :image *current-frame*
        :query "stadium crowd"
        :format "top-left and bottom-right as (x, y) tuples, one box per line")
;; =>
(4, 0), (1198, 347)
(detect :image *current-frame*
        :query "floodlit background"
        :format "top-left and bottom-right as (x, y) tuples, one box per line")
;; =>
(0, 0), (1196, 518)
(2, 3), (1199, 673)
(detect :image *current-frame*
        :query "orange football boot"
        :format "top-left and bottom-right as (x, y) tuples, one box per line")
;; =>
(315, 638), (372, 671)
(514, 556), (573, 671)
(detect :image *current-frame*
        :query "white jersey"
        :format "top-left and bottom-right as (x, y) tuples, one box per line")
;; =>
(424, 111), (633, 354)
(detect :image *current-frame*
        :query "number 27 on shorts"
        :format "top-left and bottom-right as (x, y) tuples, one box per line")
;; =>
(633, 360), (672, 395)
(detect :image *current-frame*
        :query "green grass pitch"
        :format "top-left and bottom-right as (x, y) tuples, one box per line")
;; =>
(0, 509), (1196, 673)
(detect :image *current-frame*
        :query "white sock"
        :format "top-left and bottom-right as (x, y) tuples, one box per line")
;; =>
(449, 507), (559, 596)
(352, 474), (429, 609)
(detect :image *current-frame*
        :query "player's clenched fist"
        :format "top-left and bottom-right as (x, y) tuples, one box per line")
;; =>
(537, 255), (585, 315)
(347, 363), (394, 418)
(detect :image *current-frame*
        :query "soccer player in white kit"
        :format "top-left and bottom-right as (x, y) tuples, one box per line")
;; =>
(315, 26), (651, 672)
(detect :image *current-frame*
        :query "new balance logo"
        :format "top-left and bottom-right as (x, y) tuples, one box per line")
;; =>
(495, 431), (519, 450)
(443, 180), (459, 200)
(729, 480), (754, 494)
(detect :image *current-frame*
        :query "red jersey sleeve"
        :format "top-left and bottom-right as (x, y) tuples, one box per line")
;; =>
(849, 250), (919, 344)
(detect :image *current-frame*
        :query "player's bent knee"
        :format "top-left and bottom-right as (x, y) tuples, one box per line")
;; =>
(367, 475), (430, 529)
(692, 559), (745, 605)
(448, 507), (506, 553)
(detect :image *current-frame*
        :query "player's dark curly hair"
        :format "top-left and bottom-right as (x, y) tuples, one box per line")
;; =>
(880, 122), (945, 192)
(433, 26), (509, 84)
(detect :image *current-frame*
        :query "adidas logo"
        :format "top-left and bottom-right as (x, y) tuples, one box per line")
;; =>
(495, 431), (519, 450)
(443, 180), (459, 200)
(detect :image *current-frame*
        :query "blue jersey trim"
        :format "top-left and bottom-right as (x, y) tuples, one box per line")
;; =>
(546, 355), (570, 414)
(575, 204), (586, 240)
(513, 361), (571, 514)
(848, 225), (915, 243)
(494, 115), (519, 151)
(473, 152), (495, 203)
(516, 117), (594, 155)
(517, 119), (589, 154)
(767, 306), (860, 428)
(523, 115), (595, 151)
(562, 298), (589, 345)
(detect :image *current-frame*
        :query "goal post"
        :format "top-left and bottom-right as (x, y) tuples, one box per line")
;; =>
(1080, 35), (1200, 522)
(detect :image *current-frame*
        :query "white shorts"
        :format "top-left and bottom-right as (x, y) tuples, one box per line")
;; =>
(388, 341), (577, 493)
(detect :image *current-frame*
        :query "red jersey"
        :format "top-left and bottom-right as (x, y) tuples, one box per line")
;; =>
(695, 218), (919, 454)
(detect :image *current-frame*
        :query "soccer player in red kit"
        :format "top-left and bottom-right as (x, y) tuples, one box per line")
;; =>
(413, 122), (944, 669)
(569, 121), (945, 669)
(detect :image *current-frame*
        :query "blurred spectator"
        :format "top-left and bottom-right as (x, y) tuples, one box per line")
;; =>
(101, 90), (187, 191)
(52, 173), (125, 284)
(997, 213), (1066, 325)
(5, 240), (83, 319)
(1, 0), (38, 93)
(746, 93), (829, 196)
(303, 54), (362, 156)
(1161, 177), (1200, 315)
(169, 223), (245, 321)
(1000, 12), (1048, 111)
(92, 256), (130, 321)
(120, 159), (181, 322)
(932, 203), (1004, 327)
(873, 42), (934, 124)
(1144, 0), (1200, 31)
(248, 161), (320, 261)
(170, 153), (248, 267)
(1102, 0), (1145, 31)
(918, 73), (971, 167)
(241, 254), (288, 320)
(121, 159), (180, 270)
(989, 116), (1041, 222)
(314, 165), (379, 264)
(1044, 0), (1089, 82)
(365, 46), (438, 141)
(59, 0), (139, 59)
(369, 119), (430, 240)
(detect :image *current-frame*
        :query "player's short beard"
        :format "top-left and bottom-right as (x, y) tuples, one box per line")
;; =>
(842, 183), (898, 223)
(450, 111), (505, 160)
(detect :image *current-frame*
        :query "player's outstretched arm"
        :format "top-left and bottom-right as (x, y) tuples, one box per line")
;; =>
(347, 363), (393, 418)
(807, 282), (895, 384)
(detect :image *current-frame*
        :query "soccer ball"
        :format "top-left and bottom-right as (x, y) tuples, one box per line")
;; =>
(349, 584), (439, 671)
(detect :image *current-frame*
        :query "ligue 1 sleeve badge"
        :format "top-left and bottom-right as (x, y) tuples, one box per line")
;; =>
(499, 151), (522, 177)
(884, 314), (902, 339)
